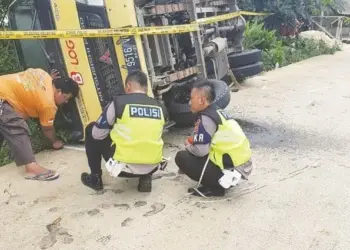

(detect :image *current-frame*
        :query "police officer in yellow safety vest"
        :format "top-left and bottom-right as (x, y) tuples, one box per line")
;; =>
(175, 80), (253, 197)
(81, 70), (168, 192)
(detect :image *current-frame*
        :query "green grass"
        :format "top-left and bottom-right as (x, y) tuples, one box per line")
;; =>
(243, 20), (341, 72)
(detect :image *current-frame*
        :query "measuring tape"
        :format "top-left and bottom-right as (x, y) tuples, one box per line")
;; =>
(0, 10), (270, 40)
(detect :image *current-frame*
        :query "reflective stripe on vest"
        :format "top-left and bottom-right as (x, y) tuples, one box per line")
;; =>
(110, 103), (165, 164)
(209, 110), (252, 169)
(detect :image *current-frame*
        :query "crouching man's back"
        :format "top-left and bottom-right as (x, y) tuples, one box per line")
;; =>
(81, 70), (168, 192)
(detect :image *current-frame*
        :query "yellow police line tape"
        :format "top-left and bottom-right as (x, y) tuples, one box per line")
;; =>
(196, 10), (269, 25)
(0, 11), (270, 40)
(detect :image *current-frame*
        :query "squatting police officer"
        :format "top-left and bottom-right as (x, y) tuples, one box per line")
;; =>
(81, 70), (168, 192)
(175, 80), (253, 197)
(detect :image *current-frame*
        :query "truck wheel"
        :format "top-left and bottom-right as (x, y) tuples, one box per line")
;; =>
(231, 62), (263, 82)
(164, 79), (231, 127)
(228, 49), (262, 68)
(164, 81), (193, 127)
(212, 79), (231, 110)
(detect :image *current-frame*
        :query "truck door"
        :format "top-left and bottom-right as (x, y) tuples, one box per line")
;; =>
(38, 0), (124, 104)
(33, 0), (123, 139)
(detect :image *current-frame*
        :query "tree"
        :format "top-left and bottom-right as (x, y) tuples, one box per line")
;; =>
(237, 0), (343, 33)
(0, 0), (13, 28)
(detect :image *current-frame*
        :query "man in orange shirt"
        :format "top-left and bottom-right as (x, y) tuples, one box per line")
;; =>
(0, 68), (79, 181)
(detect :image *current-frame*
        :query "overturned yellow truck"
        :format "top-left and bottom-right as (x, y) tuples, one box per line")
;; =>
(8, 0), (263, 141)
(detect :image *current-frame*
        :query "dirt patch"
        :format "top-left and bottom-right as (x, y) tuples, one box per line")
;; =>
(121, 217), (133, 227)
(39, 218), (74, 249)
(134, 201), (147, 207)
(87, 209), (100, 216)
(96, 235), (111, 245)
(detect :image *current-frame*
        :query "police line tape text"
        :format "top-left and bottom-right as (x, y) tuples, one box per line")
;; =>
(0, 11), (270, 40)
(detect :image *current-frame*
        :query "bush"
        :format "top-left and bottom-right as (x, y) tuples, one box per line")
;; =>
(0, 39), (22, 166)
(243, 21), (286, 71)
(282, 37), (340, 65)
(243, 20), (341, 72)
(0, 42), (21, 75)
(243, 21), (279, 51)
(261, 41), (285, 71)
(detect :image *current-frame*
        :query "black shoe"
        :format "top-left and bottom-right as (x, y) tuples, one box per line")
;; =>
(188, 186), (225, 197)
(138, 175), (152, 192)
(81, 173), (103, 191)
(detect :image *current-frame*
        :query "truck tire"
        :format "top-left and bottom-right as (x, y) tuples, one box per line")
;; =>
(164, 81), (193, 127)
(231, 62), (263, 82)
(164, 79), (231, 127)
(228, 49), (262, 68)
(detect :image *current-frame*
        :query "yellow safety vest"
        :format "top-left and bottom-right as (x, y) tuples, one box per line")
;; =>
(110, 103), (165, 164)
(206, 108), (252, 169)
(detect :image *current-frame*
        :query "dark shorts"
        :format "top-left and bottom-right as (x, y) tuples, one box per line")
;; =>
(0, 100), (35, 166)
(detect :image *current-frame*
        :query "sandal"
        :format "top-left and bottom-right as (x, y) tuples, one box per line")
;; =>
(25, 170), (59, 181)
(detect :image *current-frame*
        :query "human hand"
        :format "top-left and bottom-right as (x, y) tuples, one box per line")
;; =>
(50, 69), (61, 80)
(184, 136), (193, 146)
(52, 140), (64, 150)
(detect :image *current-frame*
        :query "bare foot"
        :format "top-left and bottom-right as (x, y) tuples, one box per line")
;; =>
(25, 162), (59, 181)
(25, 162), (50, 174)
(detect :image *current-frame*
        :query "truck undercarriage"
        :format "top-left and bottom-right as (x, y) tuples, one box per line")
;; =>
(7, 0), (263, 141)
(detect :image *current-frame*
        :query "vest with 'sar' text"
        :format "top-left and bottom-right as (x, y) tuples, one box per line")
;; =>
(200, 105), (252, 169)
(110, 93), (166, 165)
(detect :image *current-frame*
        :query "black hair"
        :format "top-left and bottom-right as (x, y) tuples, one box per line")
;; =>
(125, 70), (148, 89)
(193, 79), (216, 103)
(53, 78), (79, 98)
